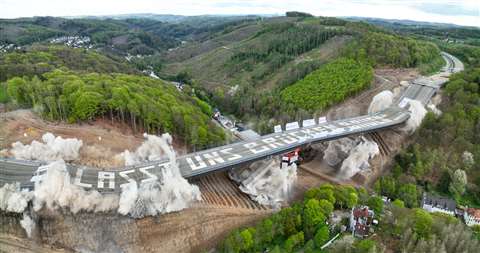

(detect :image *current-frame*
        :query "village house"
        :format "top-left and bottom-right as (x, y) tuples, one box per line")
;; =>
(350, 206), (376, 238)
(464, 208), (480, 227)
(421, 193), (456, 216)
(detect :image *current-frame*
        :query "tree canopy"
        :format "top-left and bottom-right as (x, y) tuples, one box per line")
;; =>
(5, 69), (225, 149)
(281, 58), (373, 112)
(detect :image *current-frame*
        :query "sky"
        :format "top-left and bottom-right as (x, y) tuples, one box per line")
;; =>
(0, 0), (479, 27)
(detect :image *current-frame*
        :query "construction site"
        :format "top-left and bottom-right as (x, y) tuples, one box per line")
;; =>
(0, 51), (463, 252)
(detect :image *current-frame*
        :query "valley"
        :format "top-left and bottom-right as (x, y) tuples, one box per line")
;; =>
(1, 9), (480, 253)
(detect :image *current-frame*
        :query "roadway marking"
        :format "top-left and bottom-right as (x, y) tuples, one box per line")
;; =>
(14, 52), (460, 192)
(98, 172), (115, 189)
(118, 169), (136, 188)
(74, 168), (93, 188)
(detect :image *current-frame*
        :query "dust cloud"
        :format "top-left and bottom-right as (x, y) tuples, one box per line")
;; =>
(1, 133), (201, 219)
(20, 213), (35, 238)
(32, 160), (119, 214)
(427, 103), (442, 116)
(0, 183), (32, 213)
(10, 132), (83, 162)
(322, 137), (379, 179)
(323, 138), (357, 166)
(402, 99), (427, 134)
(338, 138), (379, 179)
(368, 90), (393, 114)
(116, 133), (172, 166)
(117, 133), (201, 218)
(238, 159), (297, 208)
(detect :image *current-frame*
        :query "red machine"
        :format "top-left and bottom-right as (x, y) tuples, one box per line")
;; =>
(281, 148), (301, 169)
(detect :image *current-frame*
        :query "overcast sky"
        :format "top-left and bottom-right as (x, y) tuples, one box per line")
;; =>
(0, 0), (478, 27)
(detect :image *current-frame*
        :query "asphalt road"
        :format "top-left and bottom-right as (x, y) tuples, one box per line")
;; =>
(0, 52), (463, 193)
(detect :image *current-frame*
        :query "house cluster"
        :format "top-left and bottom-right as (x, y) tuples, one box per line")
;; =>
(49, 36), (93, 48)
(421, 192), (480, 227)
(464, 208), (480, 226)
(141, 69), (160, 80)
(348, 192), (480, 238)
(0, 43), (21, 53)
(124, 53), (149, 62)
(349, 206), (378, 238)
(170, 81), (184, 91)
(442, 38), (465, 44)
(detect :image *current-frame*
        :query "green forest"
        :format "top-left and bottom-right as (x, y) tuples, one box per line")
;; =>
(221, 184), (368, 253)
(345, 31), (444, 74)
(360, 18), (480, 47)
(217, 21), (480, 252)
(280, 58), (373, 112)
(178, 16), (446, 133)
(0, 45), (137, 81)
(220, 183), (480, 252)
(228, 22), (342, 81)
(0, 16), (258, 55)
(4, 69), (225, 149)
(375, 63), (480, 208)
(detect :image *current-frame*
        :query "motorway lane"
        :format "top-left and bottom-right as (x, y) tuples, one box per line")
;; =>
(0, 52), (464, 193)
(1, 108), (409, 192)
(178, 107), (409, 178)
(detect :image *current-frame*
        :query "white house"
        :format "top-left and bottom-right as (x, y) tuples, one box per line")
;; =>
(464, 208), (480, 227)
(421, 193), (456, 216)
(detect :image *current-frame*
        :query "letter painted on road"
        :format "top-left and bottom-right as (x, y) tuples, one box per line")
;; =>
(186, 155), (207, 170)
(74, 168), (92, 188)
(244, 142), (270, 154)
(289, 130), (307, 138)
(203, 152), (225, 165)
(262, 137), (284, 149)
(98, 171), (115, 189)
(119, 169), (136, 188)
(220, 148), (242, 161)
(279, 134), (298, 144)
(139, 165), (158, 183)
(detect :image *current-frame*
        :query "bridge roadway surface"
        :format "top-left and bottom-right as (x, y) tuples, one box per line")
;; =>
(0, 52), (463, 193)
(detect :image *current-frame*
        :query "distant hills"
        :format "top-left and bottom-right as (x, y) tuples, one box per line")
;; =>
(343, 17), (466, 28)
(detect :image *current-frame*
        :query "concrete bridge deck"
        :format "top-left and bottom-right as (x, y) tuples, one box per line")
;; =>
(0, 52), (463, 193)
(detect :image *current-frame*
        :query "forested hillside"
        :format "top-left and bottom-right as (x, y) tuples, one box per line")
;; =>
(0, 14), (456, 143)
(353, 17), (480, 47)
(375, 64), (480, 209)
(227, 21), (342, 81)
(221, 184), (365, 253)
(161, 15), (445, 132)
(4, 69), (224, 148)
(0, 15), (243, 149)
(281, 58), (373, 111)
(0, 45), (137, 81)
(345, 31), (444, 73)
(217, 51), (480, 251)
(0, 16), (258, 55)
(219, 183), (480, 252)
